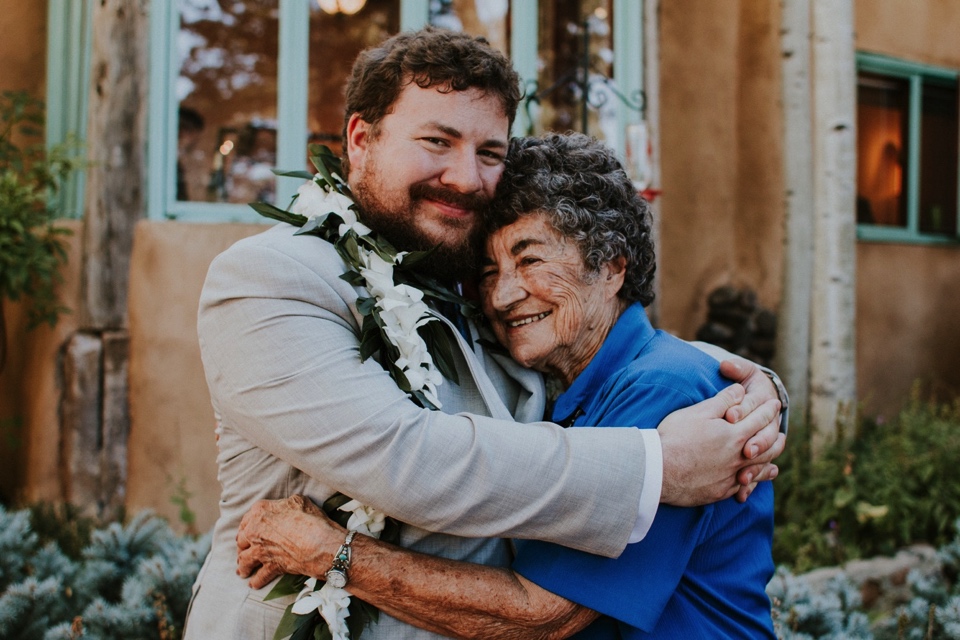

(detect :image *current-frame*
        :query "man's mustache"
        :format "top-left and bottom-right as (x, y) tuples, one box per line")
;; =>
(409, 183), (489, 212)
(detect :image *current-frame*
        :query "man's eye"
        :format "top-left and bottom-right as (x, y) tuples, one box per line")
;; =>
(423, 137), (448, 147)
(478, 150), (504, 164)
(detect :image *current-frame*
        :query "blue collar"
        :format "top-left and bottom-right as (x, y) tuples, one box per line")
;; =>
(552, 303), (657, 424)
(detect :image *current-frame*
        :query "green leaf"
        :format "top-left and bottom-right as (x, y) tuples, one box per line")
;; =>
(291, 613), (320, 640)
(250, 201), (308, 226)
(273, 169), (316, 180)
(272, 603), (303, 640)
(265, 573), (308, 601)
(359, 316), (383, 362)
(419, 319), (460, 385)
(295, 216), (323, 236)
(309, 145), (341, 188)
(356, 297), (377, 316)
(339, 271), (366, 287)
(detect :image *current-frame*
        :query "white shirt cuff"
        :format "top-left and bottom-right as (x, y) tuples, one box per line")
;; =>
(628, 428), (662, 543)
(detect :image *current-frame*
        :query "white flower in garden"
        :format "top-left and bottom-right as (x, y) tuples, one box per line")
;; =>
(293, 579), (351, 640)
(339, 499), (387, 536)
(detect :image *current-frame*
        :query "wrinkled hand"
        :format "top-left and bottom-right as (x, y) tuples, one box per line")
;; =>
(236, 495), (342, 590)
(658, 383), (784, 507)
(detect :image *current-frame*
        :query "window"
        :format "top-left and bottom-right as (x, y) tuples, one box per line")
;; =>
(48, 0), (643, 222)
(856, 52), (960, 243)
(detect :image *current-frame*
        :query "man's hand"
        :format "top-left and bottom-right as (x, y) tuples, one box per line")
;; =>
(236, 495), (341, 590)
(657, 383), (784, 507)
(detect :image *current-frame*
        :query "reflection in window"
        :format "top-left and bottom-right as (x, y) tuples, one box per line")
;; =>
(429, 0), (510, 57)
(176, 0), (279, 204)
(856, 73), (908, 227)
(536, 1), (615, 142)
(308, 0), (400, 160)
(919, 82), (959, 236)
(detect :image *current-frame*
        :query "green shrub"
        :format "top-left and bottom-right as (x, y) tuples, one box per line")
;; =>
(774, 390), (960, 573)
(0, 505), (209, 640)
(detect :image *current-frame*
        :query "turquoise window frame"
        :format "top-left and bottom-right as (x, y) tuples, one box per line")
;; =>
(856, 51), (960, 245)
(52, 0), (643, 223)
(46, 0), (93, 219)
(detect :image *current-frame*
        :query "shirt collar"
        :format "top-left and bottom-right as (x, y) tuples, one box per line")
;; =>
(552, 303), (656, 423)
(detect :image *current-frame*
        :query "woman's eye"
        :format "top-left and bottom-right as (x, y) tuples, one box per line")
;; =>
(519, 256), (541, 267)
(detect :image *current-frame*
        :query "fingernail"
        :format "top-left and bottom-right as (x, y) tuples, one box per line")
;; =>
(745, 472), (754, 484)
(749, 444), (759, 458)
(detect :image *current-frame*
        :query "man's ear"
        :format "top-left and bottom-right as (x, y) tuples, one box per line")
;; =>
(603, 256), (628, 299)
(346, 113), (371, 172)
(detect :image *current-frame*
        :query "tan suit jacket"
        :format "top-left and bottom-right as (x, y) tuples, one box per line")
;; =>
(184, 224), (647, 639)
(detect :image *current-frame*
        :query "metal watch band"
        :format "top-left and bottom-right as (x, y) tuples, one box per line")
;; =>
(325, 530), (356, 588)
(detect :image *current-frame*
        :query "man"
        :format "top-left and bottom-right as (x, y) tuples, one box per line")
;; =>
(185, 28), (785, 639)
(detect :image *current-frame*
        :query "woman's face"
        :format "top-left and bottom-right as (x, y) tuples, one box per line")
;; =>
(479, 213), (626, 386)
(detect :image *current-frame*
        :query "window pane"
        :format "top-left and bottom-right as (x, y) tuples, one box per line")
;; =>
(535, 1), (615, 140)
(919, 81), (959, 236)
(308, 0), (400, 159)
(177, 0), (279, 204)
(429, 0), (510, 56)
(857, 72), (909, 227)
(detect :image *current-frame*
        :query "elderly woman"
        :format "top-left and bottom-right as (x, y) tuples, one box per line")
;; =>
(237, 133), (776, 638)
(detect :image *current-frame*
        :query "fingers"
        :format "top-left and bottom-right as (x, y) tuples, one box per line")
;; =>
(729, 399), (780, 458)
(724, 363), (776, 423)
(682, 383), (745, 420)
(718, 356), (755, 384)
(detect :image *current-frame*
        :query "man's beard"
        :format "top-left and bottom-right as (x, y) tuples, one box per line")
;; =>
(352, 179), (487, 283)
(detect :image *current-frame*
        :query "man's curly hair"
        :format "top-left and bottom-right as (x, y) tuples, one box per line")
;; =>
(486, 133), (656, 306)
(342, 27), (521, 174)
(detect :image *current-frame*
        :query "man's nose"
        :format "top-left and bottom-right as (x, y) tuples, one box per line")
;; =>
(439, 150), (483, 194)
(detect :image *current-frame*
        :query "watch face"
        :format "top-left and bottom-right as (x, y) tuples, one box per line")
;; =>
(326, 570), (347, 589)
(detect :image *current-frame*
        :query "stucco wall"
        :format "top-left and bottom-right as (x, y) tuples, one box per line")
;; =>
(657, 0), (784, 338)
(854, 0), (960, 414)
(126, 221), (262, 531)
(1, 0), (46, 96)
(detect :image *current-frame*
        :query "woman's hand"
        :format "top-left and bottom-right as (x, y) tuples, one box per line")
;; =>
(236, 495), (344, 589)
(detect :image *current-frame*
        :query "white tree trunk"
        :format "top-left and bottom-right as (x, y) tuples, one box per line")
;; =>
(809, 0), (857, 450)
(776, 0), (815, 425)
(644, 0), (663, 323)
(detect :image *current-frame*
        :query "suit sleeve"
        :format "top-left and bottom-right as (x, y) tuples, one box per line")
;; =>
(198, 239), (645, 558)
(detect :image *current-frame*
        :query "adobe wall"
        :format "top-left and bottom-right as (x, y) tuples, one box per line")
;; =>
(855, 0), (960, 414)
(125, 222), (262, 531)
(1, 0), (46, 96)
(657, 0), (784, 339)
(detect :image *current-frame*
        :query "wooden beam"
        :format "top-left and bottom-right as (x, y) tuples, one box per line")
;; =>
(79, 0), (149, 329)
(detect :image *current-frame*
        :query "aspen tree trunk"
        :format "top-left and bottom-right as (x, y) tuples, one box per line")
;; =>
(776, 0), (815, 425)
(644, 0), (663, 323)
(61, 0), (148, 517)
(808, 0), (857, 451)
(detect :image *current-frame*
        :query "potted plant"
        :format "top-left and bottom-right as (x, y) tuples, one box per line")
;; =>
(0, 90), (83, 373)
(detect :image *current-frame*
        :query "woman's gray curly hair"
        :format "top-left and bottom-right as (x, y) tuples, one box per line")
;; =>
(486, 133), (656, 306)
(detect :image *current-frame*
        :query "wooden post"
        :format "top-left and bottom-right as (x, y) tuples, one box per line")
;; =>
(809, 0), (857, 450)
(61, 0), (148, 517)
(79, 0), (149, 329)
(775, 0), (815, 425)
(644, 0), (662, 323)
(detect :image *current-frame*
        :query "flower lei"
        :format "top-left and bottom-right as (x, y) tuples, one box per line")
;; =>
(250, 145), (475, 640)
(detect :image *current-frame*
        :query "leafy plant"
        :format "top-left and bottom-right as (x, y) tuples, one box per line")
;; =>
(774, 388), (960, 573)
(0, 90), (84, 372)
(0, 505), (209, 640)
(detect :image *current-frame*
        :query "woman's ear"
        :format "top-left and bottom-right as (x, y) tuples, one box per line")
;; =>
(603, 256), (628, 298)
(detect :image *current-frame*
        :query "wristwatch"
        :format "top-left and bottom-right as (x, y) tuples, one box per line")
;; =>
(760, 367), (790, 435)
(325, 530), (356, 589)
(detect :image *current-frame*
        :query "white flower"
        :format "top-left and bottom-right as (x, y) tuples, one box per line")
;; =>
(293, 580), (352, 640)
(339, 499), (387, 536)
(292, 179), (370, 235)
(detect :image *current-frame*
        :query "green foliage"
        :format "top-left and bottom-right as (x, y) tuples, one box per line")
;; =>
(774, 391), (960, 573)
(0, 505), (209, 640)
(771, 519), (960, 639)
(0, 91), (83, 328)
